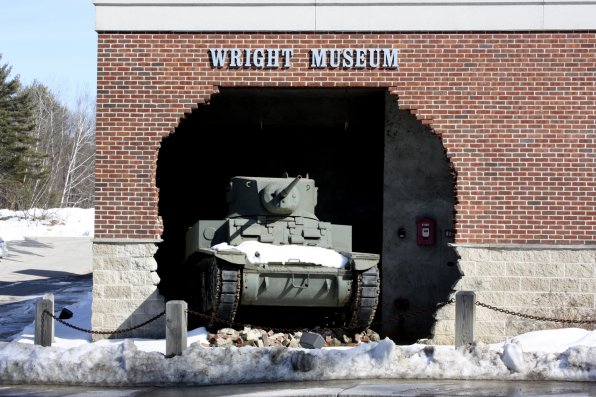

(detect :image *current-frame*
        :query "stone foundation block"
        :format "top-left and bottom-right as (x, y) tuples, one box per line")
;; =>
(92, 240), (165, 341)
(430, 245), (596, 345)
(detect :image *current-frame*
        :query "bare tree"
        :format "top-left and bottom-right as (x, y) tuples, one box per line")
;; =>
(60, 92), (95, 207)
(27, 82), (70, 208)
(25, 82), (95, 208)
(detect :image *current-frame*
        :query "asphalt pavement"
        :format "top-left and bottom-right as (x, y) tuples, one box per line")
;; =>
(1, 379), (595, 396)
(0, 237), (91, 289)
(0, 237), (92, 340)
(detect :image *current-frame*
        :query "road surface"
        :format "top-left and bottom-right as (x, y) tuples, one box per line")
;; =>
(1, 379), (595, 396)
(0, 237), (92, 340)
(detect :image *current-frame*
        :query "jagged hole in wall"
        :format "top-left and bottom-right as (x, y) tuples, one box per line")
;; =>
(156, 88), (459, 339)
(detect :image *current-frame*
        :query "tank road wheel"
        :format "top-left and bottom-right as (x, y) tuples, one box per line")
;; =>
(347, 266), (380, 331)
(195, 257), (242, 329)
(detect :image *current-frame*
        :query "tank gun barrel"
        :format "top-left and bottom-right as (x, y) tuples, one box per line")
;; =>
(278, 175), (302, 199)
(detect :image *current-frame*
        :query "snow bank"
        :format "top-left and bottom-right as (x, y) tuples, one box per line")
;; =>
(3, 293), (596, 385)
(1, 332), (595, 386)
(0, 208), (94, 241)
(212, 241), (348, 268)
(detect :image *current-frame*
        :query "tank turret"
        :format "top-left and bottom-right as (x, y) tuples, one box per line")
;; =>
(226, 175), (317, 220)
(185, 175), (380, 331)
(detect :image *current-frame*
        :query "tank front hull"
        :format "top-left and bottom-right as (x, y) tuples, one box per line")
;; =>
(241, 265), (352, 307)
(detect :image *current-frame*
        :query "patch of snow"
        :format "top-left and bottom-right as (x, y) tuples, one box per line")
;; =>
(212, 241), (348, 268)
(0, 236), (6, 257)
(501, 339), (525, 373)
(0, 208), (94, 241)
(505, 328), (596, 353)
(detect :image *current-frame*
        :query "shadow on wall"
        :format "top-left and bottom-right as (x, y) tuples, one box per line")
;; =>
(381, 94), (461, 343)
(92, 289), (166, 341)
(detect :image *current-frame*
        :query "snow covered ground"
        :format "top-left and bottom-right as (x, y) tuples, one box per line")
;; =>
(0, 208), (595, 386)
(0, 208), (94, 242)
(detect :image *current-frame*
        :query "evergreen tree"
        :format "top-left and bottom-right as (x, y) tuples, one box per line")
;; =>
(0, 55), (42, 209)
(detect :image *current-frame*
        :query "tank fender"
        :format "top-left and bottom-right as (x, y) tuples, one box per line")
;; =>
(342, 252), (380, 271)
(198, 248), (247, 266)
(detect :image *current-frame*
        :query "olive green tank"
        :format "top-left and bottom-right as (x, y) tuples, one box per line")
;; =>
(185, 175), (380, 330)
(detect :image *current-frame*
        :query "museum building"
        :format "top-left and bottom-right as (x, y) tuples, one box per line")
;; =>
(92, 0), (596, 343)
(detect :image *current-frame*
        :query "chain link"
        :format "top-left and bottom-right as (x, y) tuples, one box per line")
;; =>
(40, 296), (593, 338)
(474, 301), (596, 325)
(43, 310), (165, 335)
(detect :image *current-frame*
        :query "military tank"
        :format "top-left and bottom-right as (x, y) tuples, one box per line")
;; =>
(185, 175), (380, 330)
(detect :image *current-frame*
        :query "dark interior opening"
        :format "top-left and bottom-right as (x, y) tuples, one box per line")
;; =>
(156, 88), (386, 328)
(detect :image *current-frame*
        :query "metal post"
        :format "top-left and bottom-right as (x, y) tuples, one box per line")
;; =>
(166, 300), (187, 358)
(35, 296), (53, 347)
(455, 290), (475, 347)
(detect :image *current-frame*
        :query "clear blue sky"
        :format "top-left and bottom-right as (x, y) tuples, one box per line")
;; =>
(0, 0), (97, 108)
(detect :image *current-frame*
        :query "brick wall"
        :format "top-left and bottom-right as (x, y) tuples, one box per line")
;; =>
(96, 32), (596, 244)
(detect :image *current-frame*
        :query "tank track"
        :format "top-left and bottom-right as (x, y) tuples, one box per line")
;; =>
(198, 257), (242, 328)
(197, 257), (379, 331)
(212, 262), (242, 328)
(347, 266), (380, 331)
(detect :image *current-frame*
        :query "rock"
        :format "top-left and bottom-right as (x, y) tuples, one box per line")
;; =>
(260, 330), (270, 347)
(206, 326), (381, 348)
(367, 329), (381, 342)
(289, 337), (301, 348)
(244, 329), (262, 342)
(213, 336), (233, 347)
(219, 328), (240, 339)
(300, 332), (326, 349)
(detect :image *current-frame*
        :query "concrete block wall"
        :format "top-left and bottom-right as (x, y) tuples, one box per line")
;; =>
(431, 246), (596, 344)
(92, 240), (165, 340)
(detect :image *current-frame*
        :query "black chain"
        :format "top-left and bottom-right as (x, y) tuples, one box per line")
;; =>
(43, 310), (165, 335)
(474, 301), (596, 324)
(41, 297), (593, 339)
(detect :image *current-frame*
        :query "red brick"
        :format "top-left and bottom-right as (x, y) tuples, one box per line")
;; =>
(96, 32), (596, 244)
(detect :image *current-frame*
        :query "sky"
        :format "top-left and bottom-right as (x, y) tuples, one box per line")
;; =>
(0, 0), (97, 109)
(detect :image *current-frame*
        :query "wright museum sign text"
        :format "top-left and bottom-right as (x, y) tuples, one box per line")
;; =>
(209, 48), (399, 69)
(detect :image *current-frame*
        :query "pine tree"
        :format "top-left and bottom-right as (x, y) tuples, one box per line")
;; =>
(0, 55), (42, 209)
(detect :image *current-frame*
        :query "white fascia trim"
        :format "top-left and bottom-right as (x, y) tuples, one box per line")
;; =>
(94, 1), (596, 31)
